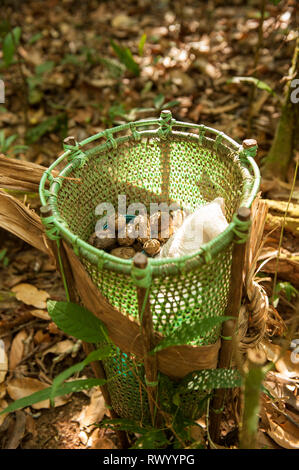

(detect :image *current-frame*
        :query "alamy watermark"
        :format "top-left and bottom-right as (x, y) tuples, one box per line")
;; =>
(94, 195), (204, 248)
(290, 78), (299, 104)
(290, 339), (299, 364)
(0, 80), (4, 104)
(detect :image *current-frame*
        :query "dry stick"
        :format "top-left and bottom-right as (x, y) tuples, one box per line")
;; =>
(133, 252), (159, 427)
(209, 206), (251, 444)
(39, 207), (129, 448)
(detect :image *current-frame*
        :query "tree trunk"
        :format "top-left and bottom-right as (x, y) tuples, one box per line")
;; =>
(262, 38), (299, 180)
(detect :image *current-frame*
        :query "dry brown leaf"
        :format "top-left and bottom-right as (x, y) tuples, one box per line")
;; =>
(74, 388), (106, 430)
(88, 428), (117, 449)
(0, 399), (8, 427)
(0, 190), (51, 255)
(267, 412), (299, 449)
(9, 330), (28, 370)
(43, 339), (75, 356)
(11, 283), (50, 309)
(7, 377), (68, 409)
(91, 436), (117, 449)
(0, 339), (8, 384)
(30, 309), (50, 321)
(0, 383), (6, 399)
(5, 410), (26, 449)
(261, 340), (299, 378)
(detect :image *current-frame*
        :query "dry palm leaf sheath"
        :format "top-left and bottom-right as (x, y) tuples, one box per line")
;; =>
(3, 111), (266, 432)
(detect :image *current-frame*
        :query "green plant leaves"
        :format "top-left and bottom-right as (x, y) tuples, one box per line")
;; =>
(151, 316), (233, 353)
(228, 76), (276, 95)
(2, 27), (21, 67)
(99, 418), (169, 449)
(47, 300), (110, 343)
(50, 345), (113, 405)
(25, 113), (67, 144)
(0, 378), (103, 415)
(111, 40), (140, 76)
(138, 33), (147, 56)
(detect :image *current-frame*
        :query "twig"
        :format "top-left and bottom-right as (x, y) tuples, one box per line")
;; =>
(271, 157), (299, 303)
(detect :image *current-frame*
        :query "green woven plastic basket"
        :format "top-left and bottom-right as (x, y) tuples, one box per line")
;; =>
(39, 110), (260, 422)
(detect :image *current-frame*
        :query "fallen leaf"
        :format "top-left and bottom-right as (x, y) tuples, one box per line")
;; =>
(5, 410), (26, 449)
(169, 70), (196, 93)
(0, 399), (8, 427)
(261, 340), (299, 378)
(25, 414), (37, 439)
(74, 388), (106, 430)
(111, 14), (136, 29)
(267, 412), (299, 449)
(0, 383), (6, 399)
(79, 430), (88, 445)
(11, 283), (50, 309)
(33, 330), (51, 344)
(43, 339), (75, 356)
(88, 428), (117, 449)
(0, 339), (8, 384)
(9, 330), (28, 370)
(7, 377), (68, 409)
(91, 437), (117, 449)
(30, 309), (50, 320)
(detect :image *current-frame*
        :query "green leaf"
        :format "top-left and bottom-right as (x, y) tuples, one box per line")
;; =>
(28, 32), (43, 45)
(47, 300), (110, 343)
(0, 378), (103, 415)
(35, 60), (55, 75)
(111, 40), (140, 76)
(99, 418), (148, 434)
(12, 145), (29, 154)
(2, 27), (21, 67)
(228, 76), (276, 95)
(25, 113), (67, 144)
(154, 93), (165, 109)
(162, 99), (180, 109)
(0, 20), (11, 38)
(151, 316), (233, 353)
(274, 281), (298, 302)
(50, 345), (112, 405)
(5, 134), (17, 148)
(0, 248), (7, 261)
(133, 429), (169, 449)
(138, 33), (147, 56)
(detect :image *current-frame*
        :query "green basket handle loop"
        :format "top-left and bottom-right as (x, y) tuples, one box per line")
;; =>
(131, 262), (152, 288)
(63, 136), (88, 168)
(214, 132), (224, 152)
(232, 213), (251, 244)
(198, 125), (206, 144)
(104, 130), (118, 149)
(239, 139), (258, 160)
(158, 109), (173, 139)
(130, 123), (141, 141)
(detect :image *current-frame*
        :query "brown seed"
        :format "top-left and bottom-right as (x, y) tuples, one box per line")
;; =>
(107, 214), (126, 235)
(88, 231), (116, 250)
(110, 247), (136, 259)
(150, 211), (174, 242)
(118, 223), (135, 246)
(131, 214), (150, 243)
(143, 239), (161, 256)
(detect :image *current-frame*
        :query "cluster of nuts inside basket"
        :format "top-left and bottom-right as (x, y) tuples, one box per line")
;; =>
(88, 198), (229, 259)
(88, 209), (186, 259)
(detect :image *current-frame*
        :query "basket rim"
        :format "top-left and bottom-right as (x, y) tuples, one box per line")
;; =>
(39, 113), (260, 277)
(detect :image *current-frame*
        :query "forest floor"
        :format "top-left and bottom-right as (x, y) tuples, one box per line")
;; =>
(0, 0), (298, 449)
